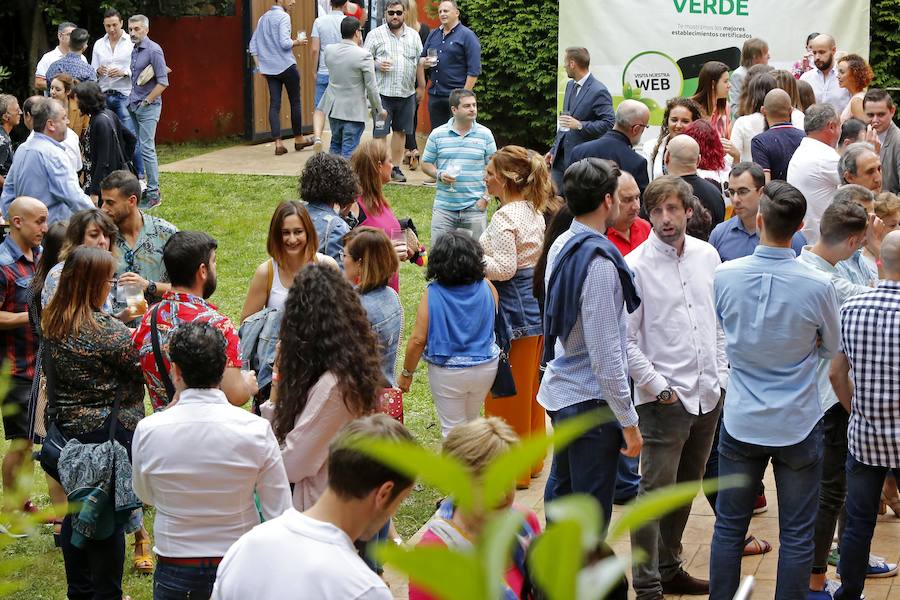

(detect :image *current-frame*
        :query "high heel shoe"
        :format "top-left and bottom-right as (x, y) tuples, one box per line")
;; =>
(882, 492), (900, 517)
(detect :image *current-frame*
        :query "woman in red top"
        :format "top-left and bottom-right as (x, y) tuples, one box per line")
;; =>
(409, 418), (541, 600)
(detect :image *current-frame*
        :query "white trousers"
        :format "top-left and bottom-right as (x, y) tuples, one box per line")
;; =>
(428, 358), (499, 439)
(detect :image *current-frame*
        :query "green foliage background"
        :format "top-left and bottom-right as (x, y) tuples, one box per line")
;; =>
(457, 0), (559, 149)
(870, 0), (900, 94)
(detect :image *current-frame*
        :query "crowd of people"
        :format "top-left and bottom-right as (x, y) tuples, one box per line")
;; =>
(1, 2), (900, 600)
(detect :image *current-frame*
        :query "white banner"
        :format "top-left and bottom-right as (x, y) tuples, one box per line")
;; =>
(556, 0), (871, 126)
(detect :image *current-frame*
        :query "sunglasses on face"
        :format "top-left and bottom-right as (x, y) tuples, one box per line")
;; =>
(387, 10), (404, 15)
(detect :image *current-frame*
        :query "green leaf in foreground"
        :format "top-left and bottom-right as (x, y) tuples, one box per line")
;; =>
(375, 544), (484, 600)
(526, 520), (583, 600)
(543, 494), (602, 553)
(478, 510), (526, 599)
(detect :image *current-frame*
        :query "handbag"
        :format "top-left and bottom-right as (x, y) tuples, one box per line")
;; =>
(491, 303), (518, 398)
(37, 346), (68, 482)
(378, 387), (404, 423)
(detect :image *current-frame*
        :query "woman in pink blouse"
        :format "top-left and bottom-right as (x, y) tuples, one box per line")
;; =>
(263, 264), (384, 510)
(479, 146), (549, 489)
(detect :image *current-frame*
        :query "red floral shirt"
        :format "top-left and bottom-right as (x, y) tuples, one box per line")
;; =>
(132, 291), (242, 411)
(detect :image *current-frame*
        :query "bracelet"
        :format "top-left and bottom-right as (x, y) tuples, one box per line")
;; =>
(400, 368), (414, 378)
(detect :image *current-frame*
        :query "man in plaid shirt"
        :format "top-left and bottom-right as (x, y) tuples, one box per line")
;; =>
(830, 230), (900, 600)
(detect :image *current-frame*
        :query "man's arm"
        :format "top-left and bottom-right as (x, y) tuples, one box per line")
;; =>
(464, 75), (477, 91)
(45, 153), (94, 212)
(0, 311), (28, 329)
(34, 76), (47, 91)
(361, 53), (384, 115)
(464, 33), (481, 92)
(130, 425), (154, 505)
(220, 367), (258, 407)
(578, 86), (615, 138)
(256, 425), (293, 520)
(828, 352), (853, 413)
(816, 282), (841, 359)
(625, 287), (670, 398)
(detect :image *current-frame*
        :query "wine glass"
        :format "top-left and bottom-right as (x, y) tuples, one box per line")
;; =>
(444, 162), (461, 192)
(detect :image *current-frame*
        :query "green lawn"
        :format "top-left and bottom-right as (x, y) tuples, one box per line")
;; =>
(0, 157), (446, 598)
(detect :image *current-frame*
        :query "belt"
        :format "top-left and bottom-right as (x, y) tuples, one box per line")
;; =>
(156, 555), (223, 567)
(104, 90), (126, 96)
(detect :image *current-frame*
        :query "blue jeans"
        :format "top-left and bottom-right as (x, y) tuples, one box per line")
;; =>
(834, 457), (900, 600)
(544, 399), (623, 530)
(153, 561), (219, 600)
(328, 118), (364, 158)
(314, 73), (329, 109)
(615, 453), (641, 503)
(430, 205), (487, 246)
(709, 423), (823, 600)
(128, 100), (162, 195)
(105, 91), (144, 177)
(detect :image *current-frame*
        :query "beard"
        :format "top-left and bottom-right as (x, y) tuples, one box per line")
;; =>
(815, 55), (833, 71)
(202, 272), (217, 299)
(388, 19), (403, 30)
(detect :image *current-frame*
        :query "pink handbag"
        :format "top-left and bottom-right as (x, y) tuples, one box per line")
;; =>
(379, 387), (404, 424)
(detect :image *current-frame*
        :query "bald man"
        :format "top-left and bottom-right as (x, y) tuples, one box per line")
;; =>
(800, 34), (851, 114)
(751, 89), (806, 182)
(0, 197), (47, 529)
(607, 171), (651, 256)
(569, 99), (651, 195)
(664, 135), (725, 224)
(829, 229), (900, 600)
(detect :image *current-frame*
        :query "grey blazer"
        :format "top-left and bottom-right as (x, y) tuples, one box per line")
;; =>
(317, 40), (383, 123)
(882, 122), (900, 194)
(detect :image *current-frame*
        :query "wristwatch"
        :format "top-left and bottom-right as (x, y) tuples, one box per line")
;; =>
(146, 280), (158, 296)
(656, 387), (673, 403)
(401, 368), (414, 378)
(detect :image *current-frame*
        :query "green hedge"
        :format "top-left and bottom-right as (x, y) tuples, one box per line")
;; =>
(458, 0), (558, 148)
(870, 0), (900, 95)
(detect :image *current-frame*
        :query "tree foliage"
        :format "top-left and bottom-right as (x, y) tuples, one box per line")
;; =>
(457, 0), (558, 149)
(870, 0), (900, 93)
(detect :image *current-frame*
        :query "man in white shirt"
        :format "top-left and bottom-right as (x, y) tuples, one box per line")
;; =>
(91, 8), (142, 179)
(787, 103), (842, 244)
(625, 175), (727, 600)
(800, 34), (851, 115)
(131, 321), (292, 599)
(34, 22), (87, 92)
(212, 414), (415, 600)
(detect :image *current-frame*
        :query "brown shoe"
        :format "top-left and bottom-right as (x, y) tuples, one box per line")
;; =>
(661, 569), (709, 595)
(275, 146), (288, 156)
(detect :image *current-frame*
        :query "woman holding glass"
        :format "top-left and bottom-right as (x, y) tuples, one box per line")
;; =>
(480, 145), (548, 488)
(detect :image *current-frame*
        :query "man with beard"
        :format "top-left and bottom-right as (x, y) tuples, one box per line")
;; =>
(131, 230), (257, 411)
(100, 170), (176, 325)
(801, 34), (851, 115)
(363, 0), (422, 182)
(625, 175), (727, 599)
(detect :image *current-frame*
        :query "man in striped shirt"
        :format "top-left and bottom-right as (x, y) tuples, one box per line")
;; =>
(421, 88), (496, 244)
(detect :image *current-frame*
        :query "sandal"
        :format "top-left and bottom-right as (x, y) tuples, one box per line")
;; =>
(742, 535), (772, 556)
(409, 149), (420, 171)
(133, 538), (154, 574)
(882, 492), (900, 517)
(403, 150), (412, 165)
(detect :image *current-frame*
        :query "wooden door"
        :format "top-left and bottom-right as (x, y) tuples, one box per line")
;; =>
(246, 0), (316, 141)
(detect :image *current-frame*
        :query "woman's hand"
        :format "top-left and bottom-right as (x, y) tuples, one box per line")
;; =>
(397, 372), (412, 393)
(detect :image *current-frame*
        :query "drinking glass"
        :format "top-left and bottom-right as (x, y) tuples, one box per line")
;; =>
(427, 48), (438, 67)
(444, 162), (461, 192)
(118, 281), (147, 317)
(389, 227), (408, 260)
(558, 110), (572, 132)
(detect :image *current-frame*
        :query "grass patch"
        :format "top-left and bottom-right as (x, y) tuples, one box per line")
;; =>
(0, 173), (445, 599)
(157, 136), (245, 166)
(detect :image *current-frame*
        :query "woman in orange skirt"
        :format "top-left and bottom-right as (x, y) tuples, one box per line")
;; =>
(479, 146), (550, 488)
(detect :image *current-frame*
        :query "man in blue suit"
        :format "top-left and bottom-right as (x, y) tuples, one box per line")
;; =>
(570, 99), (651, 196)
(545, 47), (615, 194)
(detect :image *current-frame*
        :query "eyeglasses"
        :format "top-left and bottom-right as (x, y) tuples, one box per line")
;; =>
(725, 187), (760, 199)
(386, 9), (404, 15)
(633, 123), (649, 131)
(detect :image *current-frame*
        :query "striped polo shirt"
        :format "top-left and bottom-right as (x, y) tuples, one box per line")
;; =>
(422, 118), (496, 211)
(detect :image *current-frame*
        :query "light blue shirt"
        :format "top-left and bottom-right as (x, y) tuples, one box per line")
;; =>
(249, 5), (297, 76)
(311, 11), (344, 76)
(837, 249), (878, 288)
(422, 119), (496, 211)
(715, 245), (840, 446)
(0, 133), (93, 225)
(708, 215), (806, 262)
(537, 220), (639, 428)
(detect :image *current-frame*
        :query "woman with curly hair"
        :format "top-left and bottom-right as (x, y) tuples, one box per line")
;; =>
(643, 97), (702, 180)
(300, 153), (360, 262)
(689, 61), (732, 138)
(266, 264), (385, 510)
(349, 139), (408, 291)
(480, 145), (548, 487)
(683, 119), (730, 200)
(398, 231), (499, 438)
(74, 82), (136, 203)
(837, 53), (874, 123)
(241, 200), (337, 321)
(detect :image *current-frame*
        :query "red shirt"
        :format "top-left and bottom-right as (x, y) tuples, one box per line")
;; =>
(132, 291), (242, 411)
(607, 217), (651, 256)
(0, 236), (39, 379)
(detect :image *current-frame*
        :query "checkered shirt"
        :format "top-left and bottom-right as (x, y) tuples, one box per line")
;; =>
(840, 280), (900, 468)
(363, 24), (422, 98)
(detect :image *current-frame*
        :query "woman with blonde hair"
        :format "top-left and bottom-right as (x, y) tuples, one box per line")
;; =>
(480, 144), (548, 489)
(409, 417), (542, 600)
(241, 200), (337, 322)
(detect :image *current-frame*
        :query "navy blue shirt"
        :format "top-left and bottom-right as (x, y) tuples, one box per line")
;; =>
(45, 53), (97, 84)
(750, 124), (806, 181)
(420, 23), (481, 97)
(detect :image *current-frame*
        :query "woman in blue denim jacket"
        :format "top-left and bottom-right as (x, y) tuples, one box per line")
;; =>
(341, 227), (402, 386)
(299, 153), (360, 263)
(479, 146), (550, 488)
